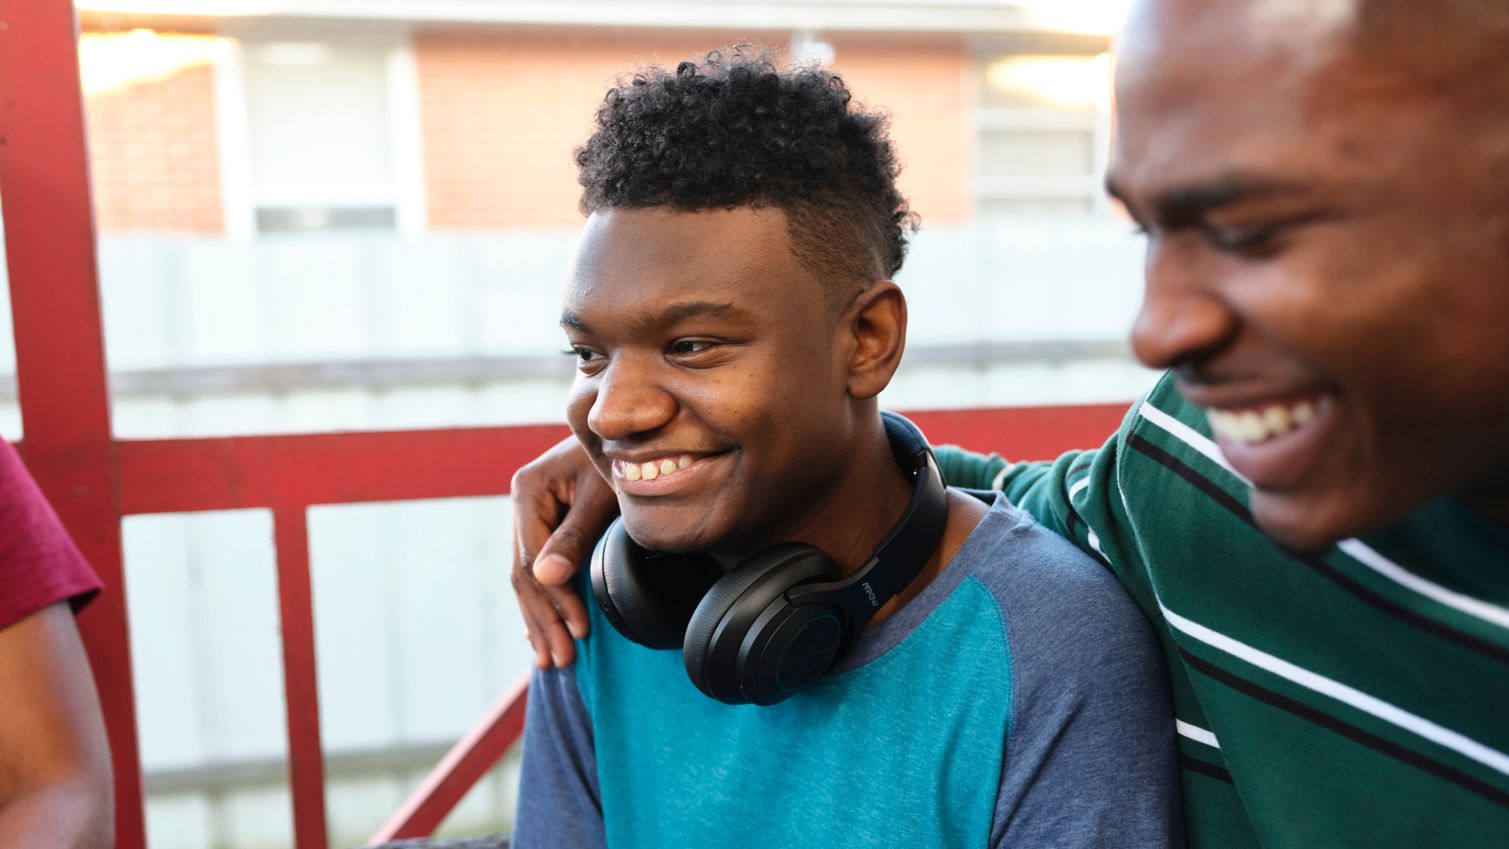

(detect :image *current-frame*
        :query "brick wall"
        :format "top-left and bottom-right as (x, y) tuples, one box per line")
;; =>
(829, 34), (973, 226)
(85, 53), (224, 233)
(416, 29), (972, 230)
(416, 28), (740, 230)
(76, 26), (971, 234)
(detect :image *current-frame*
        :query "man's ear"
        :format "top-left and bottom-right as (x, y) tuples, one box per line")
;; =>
(842, 280), (907, 400)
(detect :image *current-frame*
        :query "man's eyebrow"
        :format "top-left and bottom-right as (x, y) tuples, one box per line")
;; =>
(651, 300), (749, 326)
(559, 300), (750, 335)
(1107, 174), (1310, 225)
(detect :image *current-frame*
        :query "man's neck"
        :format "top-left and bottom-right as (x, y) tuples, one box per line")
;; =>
(789, 419), (916, 578)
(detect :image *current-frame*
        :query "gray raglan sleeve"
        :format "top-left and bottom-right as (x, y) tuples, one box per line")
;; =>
(511, 665), (607, 849)
(988, 526), (1184, 849)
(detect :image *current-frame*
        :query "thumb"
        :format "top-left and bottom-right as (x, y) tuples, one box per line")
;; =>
(533, 491), (617, 585)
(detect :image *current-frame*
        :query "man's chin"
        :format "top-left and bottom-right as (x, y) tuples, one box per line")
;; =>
(621, 514), (717, 554)
(1248, 479), (1439, 552)
(1247, 489), (1367, 553)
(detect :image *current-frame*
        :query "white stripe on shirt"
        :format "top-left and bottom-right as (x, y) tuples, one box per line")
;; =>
(1336, 539), (1509, 632)
(1139, 399), (1509, 636)
(1160, 601), (1509, 778)
(1175, 720), (1220, 749)
(1136, 401), (1248, 484)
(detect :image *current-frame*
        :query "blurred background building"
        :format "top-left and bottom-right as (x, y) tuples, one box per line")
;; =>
(0, 1), (1149, 846)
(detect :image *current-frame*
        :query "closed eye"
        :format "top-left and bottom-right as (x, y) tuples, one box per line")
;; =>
(1206, 224), (1283, 254)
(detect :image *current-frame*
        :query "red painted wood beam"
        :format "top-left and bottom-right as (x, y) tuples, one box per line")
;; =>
(274, 509), (331, 849)
(115, 425), (571, 515)
(368, 675), (531, 845)
(0, 3), (146, 847)
(905, 403), (1124, 459)
(111, 404), (1125, 517)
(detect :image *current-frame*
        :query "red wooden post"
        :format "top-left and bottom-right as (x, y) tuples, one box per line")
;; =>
(0, 2), (147, 848)
(369, 675), (531, 844)
(275, 508), (332, 849)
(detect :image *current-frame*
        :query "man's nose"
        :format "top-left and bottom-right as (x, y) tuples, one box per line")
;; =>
(1130, 238), (1240, 370)
(587, 358), (676, 440)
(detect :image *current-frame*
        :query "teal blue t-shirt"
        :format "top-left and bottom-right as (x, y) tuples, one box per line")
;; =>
(513, 494), (1181, 848)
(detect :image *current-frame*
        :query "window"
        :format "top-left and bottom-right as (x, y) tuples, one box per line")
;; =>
(975, 53), (1112, 218)
(235, 41), (422, 236)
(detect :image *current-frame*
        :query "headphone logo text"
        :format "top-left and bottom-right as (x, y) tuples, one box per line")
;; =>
(862, 581), (879, 608)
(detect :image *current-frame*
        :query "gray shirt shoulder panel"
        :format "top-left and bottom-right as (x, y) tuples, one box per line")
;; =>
(512, 664), (607, 849)
(966, 492), (1184, 848)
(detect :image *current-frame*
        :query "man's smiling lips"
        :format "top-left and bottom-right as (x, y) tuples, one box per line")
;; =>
(1185, 387), (1343, 490)
(1205, 394), (1333, 445)
(607, 451), (729, 496)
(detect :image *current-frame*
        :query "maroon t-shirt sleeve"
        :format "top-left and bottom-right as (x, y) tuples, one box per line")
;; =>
(0, 438), (102, 630)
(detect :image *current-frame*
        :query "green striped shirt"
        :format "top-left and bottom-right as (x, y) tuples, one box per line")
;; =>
(936, 371), (1509, 848)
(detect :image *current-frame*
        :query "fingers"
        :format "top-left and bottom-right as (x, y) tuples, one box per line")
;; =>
(513, 565), (563, 668)
(549, 581), (591, 641)
(533, 551), (577, 586)
(534, 523), (593, 586)
(542, 615), (578, 668)
(512, 476), (564, 585)
(538, 459), (619, 586)
(511, 437), (581, 666)
(531, 475), (617, 646)
(508, 435), (618, 668)
(513, 575), (587, 668)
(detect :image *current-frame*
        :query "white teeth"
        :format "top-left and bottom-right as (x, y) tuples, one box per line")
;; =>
(1291, 400), (1315, 425)
(1238, 411), (1264, 441)
(618, 455), (699, 484)
(1206, 394), (1335, 445)
(1263, 405), (1290, 434)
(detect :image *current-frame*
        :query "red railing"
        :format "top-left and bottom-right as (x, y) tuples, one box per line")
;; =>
(0, 3), (1128, 846)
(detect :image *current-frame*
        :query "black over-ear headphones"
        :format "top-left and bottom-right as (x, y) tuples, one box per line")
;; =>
(589, 411), (948, 706)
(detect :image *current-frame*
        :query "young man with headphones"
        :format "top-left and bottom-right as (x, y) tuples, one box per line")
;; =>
(511, 50), (1180, 849)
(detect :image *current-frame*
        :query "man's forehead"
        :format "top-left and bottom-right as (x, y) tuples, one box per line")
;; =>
(1109, 0), (1424, 201)
(1118, 0), (1361, 91)
(1122, 0), (1359, 47)
(1121, 0), (1509, 89)
(565, 206), (828, 320)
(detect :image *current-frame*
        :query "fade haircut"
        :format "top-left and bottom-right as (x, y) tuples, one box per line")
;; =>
(575, 48), (918, 298)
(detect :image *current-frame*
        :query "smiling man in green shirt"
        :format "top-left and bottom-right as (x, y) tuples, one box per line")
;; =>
(507, 1), (1509, 846)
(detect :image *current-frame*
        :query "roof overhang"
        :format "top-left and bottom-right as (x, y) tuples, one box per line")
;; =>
(74, 0), (1126, 37)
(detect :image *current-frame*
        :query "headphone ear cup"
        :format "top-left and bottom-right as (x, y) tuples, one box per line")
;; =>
(683, 544), (843, 704)
(591, 519), (723, 650)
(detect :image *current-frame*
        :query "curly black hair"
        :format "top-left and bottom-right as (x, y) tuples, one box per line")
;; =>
(575, 48), (918, 293)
